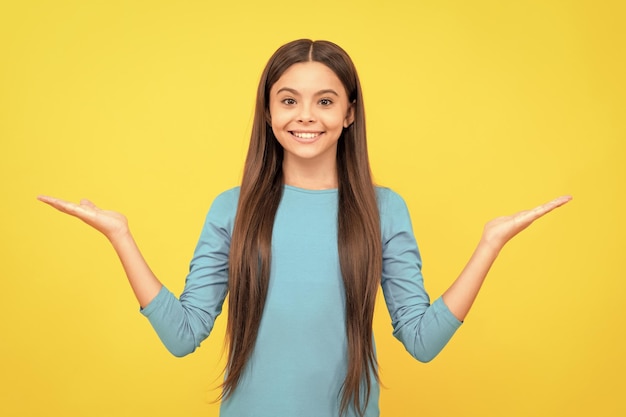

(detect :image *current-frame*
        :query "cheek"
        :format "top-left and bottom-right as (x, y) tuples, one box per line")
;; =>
(271, 125), (289, 150)
(322, 111), (349, 129)
(269, 109), (292, 131)
(269, 112), (289, 141)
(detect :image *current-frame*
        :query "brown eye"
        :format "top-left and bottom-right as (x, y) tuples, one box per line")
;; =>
(319, 98), (333, 106)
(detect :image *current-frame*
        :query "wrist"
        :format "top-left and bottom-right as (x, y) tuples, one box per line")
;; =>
(477, 236), (503, 257)
(107, 227), (133, 247)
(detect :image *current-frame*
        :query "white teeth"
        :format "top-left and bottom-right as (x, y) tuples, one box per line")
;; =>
(292, 132), (319, 139)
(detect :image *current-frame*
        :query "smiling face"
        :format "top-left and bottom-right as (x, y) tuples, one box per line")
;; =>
(268, 61), (354, 186)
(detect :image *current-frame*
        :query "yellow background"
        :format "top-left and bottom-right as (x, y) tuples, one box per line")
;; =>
(1, 1), (624, 416)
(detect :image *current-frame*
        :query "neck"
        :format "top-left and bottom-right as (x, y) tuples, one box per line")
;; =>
(282, 157), (338, 190)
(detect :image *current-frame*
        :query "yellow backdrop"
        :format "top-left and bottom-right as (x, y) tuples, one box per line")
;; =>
(1, 1), (624, 416)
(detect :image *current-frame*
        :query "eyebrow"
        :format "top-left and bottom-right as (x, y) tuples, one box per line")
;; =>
(275, 87), (339, 96)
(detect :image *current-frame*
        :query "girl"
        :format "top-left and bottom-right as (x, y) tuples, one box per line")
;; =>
(38, 39), (571, 417)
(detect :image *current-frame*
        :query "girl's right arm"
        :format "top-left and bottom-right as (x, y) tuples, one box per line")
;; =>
(37, 196), (162, 308)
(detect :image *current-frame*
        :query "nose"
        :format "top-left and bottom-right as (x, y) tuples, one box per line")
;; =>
(297, 103), (315, 123)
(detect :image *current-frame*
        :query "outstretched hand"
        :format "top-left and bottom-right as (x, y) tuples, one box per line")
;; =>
(442, 195), (572, 321)
(37, 196), (129, 241)
(481, 195), (572, 251)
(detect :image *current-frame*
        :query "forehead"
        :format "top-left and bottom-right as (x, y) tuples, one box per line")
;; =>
(271, 61), (345, 93)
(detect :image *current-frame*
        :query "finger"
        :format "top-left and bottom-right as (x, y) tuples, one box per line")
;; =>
(552, 195), (573, 207)
(518, 195), (572, 223)
(534, 195), (572, 215)
(38, 195), (95, 219)
(37, 195), (73, 209)
(80, 199), (98, 209)
(37, 195), (60, 204)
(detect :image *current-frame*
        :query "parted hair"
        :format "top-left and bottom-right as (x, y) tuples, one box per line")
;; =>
(223, 39), (382, 417)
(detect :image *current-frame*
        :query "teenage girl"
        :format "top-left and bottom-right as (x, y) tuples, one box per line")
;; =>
(38, 39), (571, 417)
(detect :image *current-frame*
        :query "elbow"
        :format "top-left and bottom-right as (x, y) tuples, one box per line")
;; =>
(160, 333), (200, 357)
(397, 331), (444, 363)
(166, 344), (197, 358)
(158, 318), (213, 358)
(412, 349), (438, 363)
(394, 327), (442, 363)
(408, 336), (449, 363)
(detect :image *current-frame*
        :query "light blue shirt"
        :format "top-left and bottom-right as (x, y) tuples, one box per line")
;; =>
(141, 185), (462, 416)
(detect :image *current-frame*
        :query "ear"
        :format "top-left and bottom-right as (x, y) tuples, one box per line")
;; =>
(343, 101), (356, 128)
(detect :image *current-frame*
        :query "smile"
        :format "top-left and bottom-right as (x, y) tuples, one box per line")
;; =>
(291, 131), (322, 140)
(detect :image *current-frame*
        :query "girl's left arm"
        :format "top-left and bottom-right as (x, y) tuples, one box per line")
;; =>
(442, 195), (572, 321)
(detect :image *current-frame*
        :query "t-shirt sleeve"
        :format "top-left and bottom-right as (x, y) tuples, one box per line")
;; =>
(378, 188), (462, 362)
(140, 188), (237, 357)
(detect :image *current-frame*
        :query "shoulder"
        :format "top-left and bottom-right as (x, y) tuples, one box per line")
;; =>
(375, 186), (416, 240)
(204, 186), (240, 229)
(209, 186), (240, 213)
(375, 186), (410, 215)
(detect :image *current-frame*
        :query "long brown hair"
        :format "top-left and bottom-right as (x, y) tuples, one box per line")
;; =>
(224, 39), (382, 417)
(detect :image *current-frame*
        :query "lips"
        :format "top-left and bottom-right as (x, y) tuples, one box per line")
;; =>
(291, 131), (322, 139)
(289, 131), (323, 143)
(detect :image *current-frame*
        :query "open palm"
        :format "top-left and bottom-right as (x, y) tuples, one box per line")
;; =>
(482, 195), (572, 250)
(37, 196), (129, 241)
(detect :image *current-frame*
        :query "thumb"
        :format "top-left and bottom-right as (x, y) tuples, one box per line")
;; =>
(80, 199), (98, 209)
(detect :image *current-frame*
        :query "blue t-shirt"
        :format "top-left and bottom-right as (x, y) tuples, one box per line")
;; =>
(141, 185), (462, 416)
